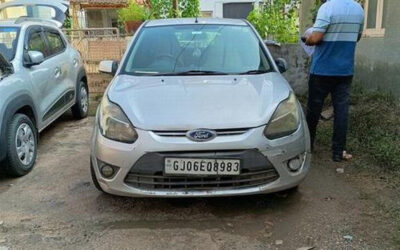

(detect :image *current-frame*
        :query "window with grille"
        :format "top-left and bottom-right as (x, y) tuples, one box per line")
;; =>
(364, 0), (388, 37)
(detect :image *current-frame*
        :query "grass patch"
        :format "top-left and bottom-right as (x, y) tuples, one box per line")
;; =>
(315, 85), (400, 171)
(348, 86), (400, 170)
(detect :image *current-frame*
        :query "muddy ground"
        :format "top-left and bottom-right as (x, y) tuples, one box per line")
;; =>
(0, 114), (399, 250)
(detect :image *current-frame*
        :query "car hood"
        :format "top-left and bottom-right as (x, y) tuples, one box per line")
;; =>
(108, 73), (292, 131)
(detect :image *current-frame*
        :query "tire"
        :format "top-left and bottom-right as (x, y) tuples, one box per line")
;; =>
(71, 81), (89, 119)
(90, 160), (105, 193)
(3, 114), (38, 177)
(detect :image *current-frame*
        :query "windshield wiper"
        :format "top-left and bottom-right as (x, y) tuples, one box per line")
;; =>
(156, 70), (229, 76)
(239, 69), (269, 75)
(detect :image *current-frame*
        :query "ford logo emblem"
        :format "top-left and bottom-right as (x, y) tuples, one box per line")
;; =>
(186, 129), (217, 142)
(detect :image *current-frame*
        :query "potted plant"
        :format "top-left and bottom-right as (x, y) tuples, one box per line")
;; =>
(119, 0), (149, 34)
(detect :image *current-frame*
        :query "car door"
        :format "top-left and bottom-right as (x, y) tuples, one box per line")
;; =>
(40, 27), (75, 123)
(24, 26), (57, 125)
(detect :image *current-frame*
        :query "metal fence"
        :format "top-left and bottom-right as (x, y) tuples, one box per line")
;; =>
(62, 28), (127, 73)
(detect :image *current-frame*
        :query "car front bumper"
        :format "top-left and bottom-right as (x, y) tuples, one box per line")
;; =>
(90, 115), (311, 198)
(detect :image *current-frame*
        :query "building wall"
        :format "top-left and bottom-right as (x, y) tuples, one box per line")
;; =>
(85, 9), (119, 28)
(268, 44), (310, 96)
(354, 1), (400, 96)
(200, 0), (258, 18)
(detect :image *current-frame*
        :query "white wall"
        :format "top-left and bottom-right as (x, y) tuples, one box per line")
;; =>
(200, 0), (259, 18)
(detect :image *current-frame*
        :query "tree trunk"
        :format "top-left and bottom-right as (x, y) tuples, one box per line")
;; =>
(172, 0), (179, 17)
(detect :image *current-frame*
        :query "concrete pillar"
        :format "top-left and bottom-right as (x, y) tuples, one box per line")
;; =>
(300, 0), (316, 33)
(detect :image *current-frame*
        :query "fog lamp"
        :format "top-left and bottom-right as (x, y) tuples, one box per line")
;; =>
(100, 165), (115, 178)
(287, 154), (305, 172)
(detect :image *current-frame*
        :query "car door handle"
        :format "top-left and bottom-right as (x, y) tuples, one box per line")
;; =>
(54, 67), (61, 78)
(73, 58), (79, 67)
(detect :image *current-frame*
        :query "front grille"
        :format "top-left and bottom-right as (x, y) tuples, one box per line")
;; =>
(153, 128), (249, 137)
(125, 169), (279, 191)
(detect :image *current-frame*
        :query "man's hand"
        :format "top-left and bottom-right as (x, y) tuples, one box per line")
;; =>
(305, 32), (325, 46)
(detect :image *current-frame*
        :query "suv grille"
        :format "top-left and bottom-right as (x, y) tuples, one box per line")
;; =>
(125, 169), (279, 191)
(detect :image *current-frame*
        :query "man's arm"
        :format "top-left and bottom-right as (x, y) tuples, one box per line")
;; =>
(306, 3), (330, 46)
(358, 17), (364, 42)
(306, 32), (325, 46)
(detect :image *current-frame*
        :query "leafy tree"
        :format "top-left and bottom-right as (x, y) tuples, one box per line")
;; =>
(149, 0), (199, 19)
(179, 0), (200, 18)
(247, 0), (300, 43)
(149, 0), (172, 19)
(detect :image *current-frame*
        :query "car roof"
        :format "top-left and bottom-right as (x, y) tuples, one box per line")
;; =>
(0, 19), (59, 29)
(145, 18), (248, 27)
(0, 20), (19, 27)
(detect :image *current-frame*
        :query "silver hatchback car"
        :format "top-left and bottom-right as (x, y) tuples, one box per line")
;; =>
(91, 18), (311, 197)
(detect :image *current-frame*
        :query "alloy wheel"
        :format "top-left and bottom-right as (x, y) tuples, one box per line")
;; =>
(15, 123), (35, 166)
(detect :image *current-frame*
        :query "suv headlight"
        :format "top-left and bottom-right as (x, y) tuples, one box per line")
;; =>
(98, 96), (138, 143)
(264, 93), (300, 140)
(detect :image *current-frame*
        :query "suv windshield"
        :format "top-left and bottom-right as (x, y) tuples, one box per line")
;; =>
(0, 27), (19, 61)
(122, 24), (273, 75)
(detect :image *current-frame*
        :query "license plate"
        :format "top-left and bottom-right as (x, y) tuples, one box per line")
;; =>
(165, 158), (240, 176)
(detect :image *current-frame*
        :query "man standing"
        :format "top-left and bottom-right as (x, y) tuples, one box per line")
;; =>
(305, 0), (364, 162)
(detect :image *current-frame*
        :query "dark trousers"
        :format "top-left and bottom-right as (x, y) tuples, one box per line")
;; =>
(306, 74), (353, 155)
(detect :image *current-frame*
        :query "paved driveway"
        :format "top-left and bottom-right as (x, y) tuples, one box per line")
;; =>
(0, 114), (398, 249)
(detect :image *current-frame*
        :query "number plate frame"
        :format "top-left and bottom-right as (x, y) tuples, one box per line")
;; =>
(164, 157), (241, 176)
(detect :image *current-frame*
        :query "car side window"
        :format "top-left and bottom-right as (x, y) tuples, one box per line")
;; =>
(28, 31), (48, 57)
(45, 31), (65, 55)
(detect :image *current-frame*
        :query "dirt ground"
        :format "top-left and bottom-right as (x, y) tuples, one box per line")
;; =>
(0, 114), (399, 250)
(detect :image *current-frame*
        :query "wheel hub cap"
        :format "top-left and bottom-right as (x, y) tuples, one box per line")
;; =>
(81, 86), (88, 113)
(15, 123), (35, 166)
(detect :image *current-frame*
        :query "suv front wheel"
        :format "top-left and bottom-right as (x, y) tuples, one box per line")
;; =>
(3, 114), (38, 177)
(71, 81), (89, 119)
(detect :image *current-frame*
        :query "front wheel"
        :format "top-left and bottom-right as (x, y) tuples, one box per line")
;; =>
(3, 114), (38, 177)
(71, 81), (89, 119)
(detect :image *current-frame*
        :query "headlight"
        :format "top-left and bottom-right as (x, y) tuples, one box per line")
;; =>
(264, 93), (300, 139)
(98, 96), (138, 143)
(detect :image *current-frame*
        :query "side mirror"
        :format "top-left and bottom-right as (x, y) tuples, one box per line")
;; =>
(99, 60), (118, 76)
(264, 40), (281, 48)
(26, 51), (44, 67)
(275, 58), (288, 73)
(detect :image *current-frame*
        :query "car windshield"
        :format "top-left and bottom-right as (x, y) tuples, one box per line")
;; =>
(0, 27), (19, 61)
(122, 24), (273, 75)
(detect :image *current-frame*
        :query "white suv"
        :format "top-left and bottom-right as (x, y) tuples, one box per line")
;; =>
(0, 3), (88, 177)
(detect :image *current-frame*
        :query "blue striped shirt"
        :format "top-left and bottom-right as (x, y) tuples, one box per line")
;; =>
(311, 0), (364, 76)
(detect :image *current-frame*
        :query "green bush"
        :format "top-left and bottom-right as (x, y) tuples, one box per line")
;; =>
(119, 0), (149, 23)
(63, 17), (72, 29)
(247, 0), (300, 43)
(348, 88), (400, 170)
